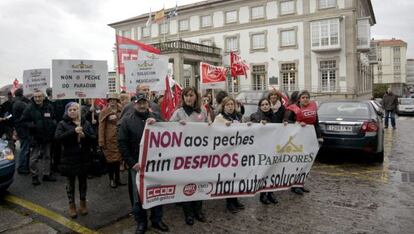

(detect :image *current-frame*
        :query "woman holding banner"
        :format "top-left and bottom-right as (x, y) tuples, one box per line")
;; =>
(170, 87), (209, 226)
(250, 98), (282, 205)
(55, 102), (96, 218)
(213, 96), (248, 213)
(285, 90), (322, 195)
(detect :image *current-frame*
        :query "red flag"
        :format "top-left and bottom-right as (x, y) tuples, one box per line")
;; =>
(173, 84), (182, 108)
(160, 76), (175, 121)
(10, 79), (20, 96)
(116, 35), (160, 75)
(200, 62), (227, 89)
(230, 51), (249, 78)
(94, 99), (107, 109)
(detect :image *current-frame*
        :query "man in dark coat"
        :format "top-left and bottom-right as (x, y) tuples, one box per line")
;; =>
(12, 88), (31, 174)
(382, 87), (399, 129)
(0, 91), (15, 152)
(20, 90), (57, 185)
(120, 84), (160, 120)
(117, 93), (169, 234)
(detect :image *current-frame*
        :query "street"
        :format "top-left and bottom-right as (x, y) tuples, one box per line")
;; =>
(1, 116), (413, 234)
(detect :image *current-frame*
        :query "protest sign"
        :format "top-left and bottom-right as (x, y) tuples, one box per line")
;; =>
(23, 69), (50, 95)
(137, 122), (319, 209)
(124, 54), (168, 92)
(52, 60), (108, 99)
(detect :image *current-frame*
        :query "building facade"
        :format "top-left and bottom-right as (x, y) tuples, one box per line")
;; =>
(372, 39), (407, 96)
(109, 0), (376, 99)
(406, 59), (414, 94)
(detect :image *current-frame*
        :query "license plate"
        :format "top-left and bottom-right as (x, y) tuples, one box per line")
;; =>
(327, 125), (353, 132)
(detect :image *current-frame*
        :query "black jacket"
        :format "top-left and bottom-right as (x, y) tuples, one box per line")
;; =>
(19, 98), (57, 143)
(12, 96), (30, 138)
(55, 115), (96, 177)
(117, 110), (157, 168)
(250, 109), (280, 123)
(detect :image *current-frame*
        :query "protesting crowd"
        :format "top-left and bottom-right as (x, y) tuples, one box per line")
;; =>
(0, 83), (322, 234)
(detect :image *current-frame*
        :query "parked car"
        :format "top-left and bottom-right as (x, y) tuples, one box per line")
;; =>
(369, 100), (384, 117)
(318, 101), (384, 163)
(241, 103), (258, 122)
(397, 98), (414, 115)
(0, 139), (15, 191)
(235, 90), (268, 105)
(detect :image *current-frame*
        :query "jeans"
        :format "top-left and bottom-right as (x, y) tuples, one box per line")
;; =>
(18, 138), (31, 172)
(384, 110), (396, 128)
(129, 169), (163, 225)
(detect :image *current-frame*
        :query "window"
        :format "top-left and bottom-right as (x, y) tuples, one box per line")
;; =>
(122, 30), (131, 39)
(159, 22), (169, 34)
(179, 19), (189, 31)
(311, 18), (340, 49)
(225, 10), (238, 24)
(200, 15), (212, 28)
(280, 29), (296, 47)
(319, 0), (336, 9)
(225, 36), (239, 52)
(280, 0), (295, 15)
(280, 63), (297, 91)
(394, 58), (400, 63)
(393, 47), (401, 57)
(142, 26), (150, 37)
(394, 65), (401, 73)
(252, 33), (265, 50)
(252, 65), (267, 90)
(357, 18), (370, 49)
(108, 76), (116, 93)
(320, 60), (337, 92)
(378, 65), (382, 72)
(227, 75), (239, 93)
(184, 69), (191, 88)
(251, 6), (265, 20)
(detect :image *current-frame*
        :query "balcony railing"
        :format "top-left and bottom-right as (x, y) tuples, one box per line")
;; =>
(152, 40), (222, 58)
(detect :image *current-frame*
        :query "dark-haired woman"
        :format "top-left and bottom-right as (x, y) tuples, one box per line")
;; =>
(170, 87), (209, 226)
(250, 98), (284, 205)
(285, 90), (321, 195)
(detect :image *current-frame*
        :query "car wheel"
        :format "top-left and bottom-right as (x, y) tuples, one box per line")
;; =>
(373, 151), (384, 163)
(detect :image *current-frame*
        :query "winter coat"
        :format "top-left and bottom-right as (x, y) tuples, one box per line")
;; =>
(250, 109), (279, 123)
(12, 96), (30, 138)
(382, 92), (399, 111)
(55, 115), (96, 177)
(98, 105), (122, 163)
(19, 98), (57, 144)
(285, 104), (322, 138)
(118, 110), (158, 169)
(214, 112), (242, 124)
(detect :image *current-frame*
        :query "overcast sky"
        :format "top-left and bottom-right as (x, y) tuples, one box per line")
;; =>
(0, 0), (413, 87)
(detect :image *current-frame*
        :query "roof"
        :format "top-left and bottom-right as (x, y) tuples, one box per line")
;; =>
(372, 39), (407, 47)
(108, 0), (230, 27)
(367, 0), (376, 24)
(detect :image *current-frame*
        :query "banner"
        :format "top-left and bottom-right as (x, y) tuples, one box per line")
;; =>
(124, 54), (168, 92)
(137, 122), (319, 209)
(23, 69), (50, 95)
(52, 60), (108, 99)
(116, 35), (160, 75)
(200, 62), (227, 89)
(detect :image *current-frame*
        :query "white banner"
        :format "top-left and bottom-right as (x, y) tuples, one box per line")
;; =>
(52, 60), (108, 99)
(137, 122), (319, 209)
(124, 54), (168, 92)
(22, 69), (50, 95)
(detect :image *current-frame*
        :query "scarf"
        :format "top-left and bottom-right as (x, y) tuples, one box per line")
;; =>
(271, 100), (282, 113)
(222, 112), (241, 122)
(183, 104), (200, 116)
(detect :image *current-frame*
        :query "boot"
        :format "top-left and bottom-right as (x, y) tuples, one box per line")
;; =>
(79, 200), (88, 216)
(69, 202), (77, 218)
